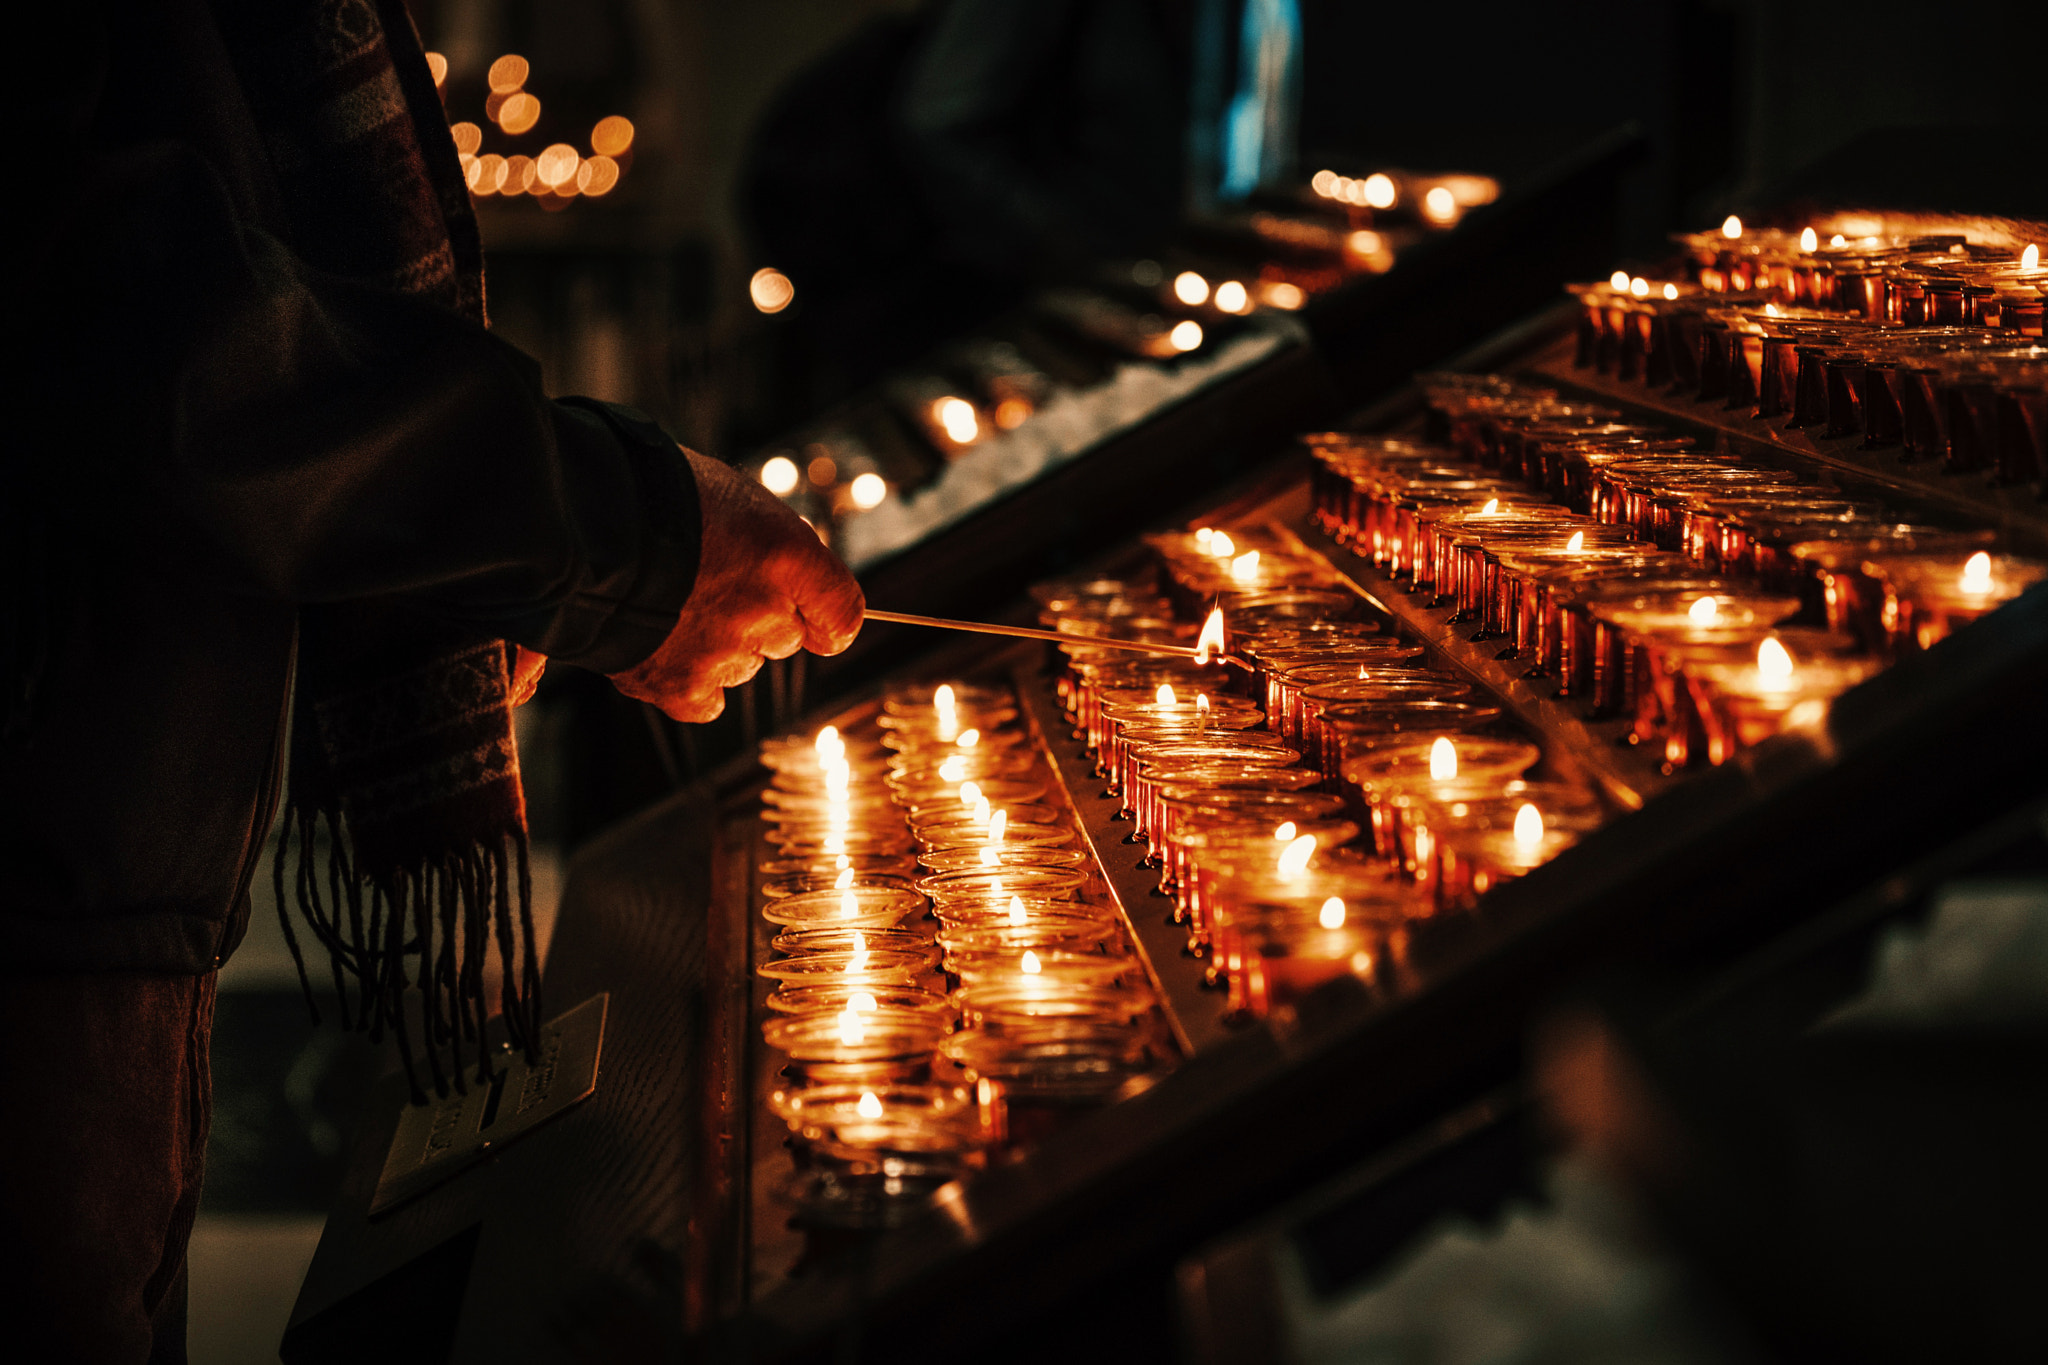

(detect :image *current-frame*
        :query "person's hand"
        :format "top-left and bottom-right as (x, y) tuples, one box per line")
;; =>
(610, 450), (863, 721)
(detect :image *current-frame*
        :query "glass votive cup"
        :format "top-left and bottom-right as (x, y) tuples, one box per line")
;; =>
(1787, 530), (1997, 648)
(760, 886), (929, 928)
(1104, 709), (1269, 794)
(1178, 817), (1362, 948)
(917, 867), (1090, 905)
(769, 926), (934, 958)
(1424, 783), (1606, 910)
(881, 681), (1014, 715)
(947, 949), (1137, 991)
(1236, 913), (1395, 1019)
(914, 821), (1078, 856)
(905, 801), (1062, 835)
(765, 982), (954, 1016)
(762, 826), (917, 857)
(1340, 736), (1544, 863)
(1206, 860), (1412, 999)
(886, 751), (1041, 794)
(1314, 694), (1498, 784)
(760, 1007), (951, 1065)
(1156, 789), (1347, 897)
(762, 871), (919, 900)
(939, 1020), (1155, 1107)
(1123, 737), (1302, 823)
(758, 852), (921, 880)
(917, 845), (1090, 874)
(936, 921), (1124, 957)
(931, 899), (1122, 931)
(1139, 762), (1324, 847)
(900, 778), (1049, 823)
(756, 951), (933, 986)
(1870, 553), (2048, 652)
(951, 981), (1156, 1028)
(768, 1081), (985, 1158)
(1683, 651), (1883, 764)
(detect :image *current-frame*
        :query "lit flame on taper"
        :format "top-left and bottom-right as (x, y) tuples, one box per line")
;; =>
(1513, 803), (1544, 849)
(1278, 834), (1318, 876)
(1430, 737), (1458, 780)
(1195, 608), (1227, 665)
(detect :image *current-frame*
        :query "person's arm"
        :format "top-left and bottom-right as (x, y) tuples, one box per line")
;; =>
(21, 84), (856, 697)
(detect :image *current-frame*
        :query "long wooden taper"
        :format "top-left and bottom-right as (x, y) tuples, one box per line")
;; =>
(863, 608), (1230, 664)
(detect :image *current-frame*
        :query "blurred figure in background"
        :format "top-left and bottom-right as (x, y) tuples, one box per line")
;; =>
(740, 0), (1193, 416)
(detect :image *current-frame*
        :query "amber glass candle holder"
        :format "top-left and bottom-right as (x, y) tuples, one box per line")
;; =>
(1178, 817), (1361, 949)
(1429, 785), (1604, 910)
(761, 886), (928, 928)
(1870, 552), (2048, 652)
(1340, 736), (1543, 864)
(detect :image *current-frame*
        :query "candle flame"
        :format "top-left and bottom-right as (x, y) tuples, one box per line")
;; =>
(957, 728), (980, 748)
(1800, 226), (1818, 252)
(1195, 608), (1227, 665)
(1830, 233), (1846, 247)
(1230, 549), (1261, 582)
(1214, 280), (1250, 313)
(849, 931), (869, 971)
(849, 991), (878, 1012)
(2023, 244), (2040, 270)
(935, 397), (980, 444)
(933, 683), (955, 712)
(1194, 527), (1214, 549)
(815, 725), (840, 756)
(1173, 271), (1210, 306)
(841, 889), (859, 919)
(1009, 894), (1027, 925)
(939, 755), (968, 781)
(1429, 737), (1458, 780)
(1480, 498), (1499, 514)
(1210, 531), (1235, 559)
(835, 867), (854, 889)
(1629, 276), (1649, 298)
(1721, 215), (1742, 240)
(836, 854), (852, 870)
(1156, 683), (1177, 706)
(1764, 302), (1780, 316)
(960, 780), (981, 807)
(1274, 821), (1297, 841)
(1277, 833), (1317, 876)
(979, 845), (998, 865)
(1020, 950), (1042, 975)
(857, 1090), (883, 1118)
(1609, 270), (1630, 291)
(972, 795), (991, 824)
(1688, 595), (1720, 624)
(1169, 319), (1205, 352)
(1363, 173), (1397, 209)
(1513, 803), (1544, 849)
(1663, 283), (1679, 300)
(1757, 636), (1795, 686)
(1961, 551), (1994, 594)
(839, 1010), (865, 1046)
(987, 809), (1007, 844)
(1319, 897), (1346, 930)
(1565, 531), (1585, 552)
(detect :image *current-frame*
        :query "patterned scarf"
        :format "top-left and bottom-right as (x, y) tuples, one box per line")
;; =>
(216, 0), (540, 1102)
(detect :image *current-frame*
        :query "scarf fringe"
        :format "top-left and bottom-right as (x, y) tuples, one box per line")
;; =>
(273, 799), (544, 1106)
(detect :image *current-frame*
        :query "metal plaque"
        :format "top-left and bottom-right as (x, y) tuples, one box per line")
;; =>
(371, 992), (608, 1216)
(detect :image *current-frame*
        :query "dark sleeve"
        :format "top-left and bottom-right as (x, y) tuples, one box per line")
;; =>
(22, 139), (699, 676)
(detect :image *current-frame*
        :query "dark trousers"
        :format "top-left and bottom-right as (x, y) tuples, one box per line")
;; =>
(0, 971), (216, 1364)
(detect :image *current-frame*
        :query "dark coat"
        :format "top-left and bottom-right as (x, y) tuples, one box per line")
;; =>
(3, 1), (700, 976)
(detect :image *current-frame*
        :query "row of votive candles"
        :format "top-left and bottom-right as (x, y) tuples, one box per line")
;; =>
(1577, 222), (2045, 482)
(1034, 540), (1602, 1020)
(751, 684), (1160, 1224)
(1309, 377), (2043, 772)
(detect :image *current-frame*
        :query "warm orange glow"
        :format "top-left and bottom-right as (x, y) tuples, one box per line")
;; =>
(994, 397), (1031, 429)
(1169, 319), (1205, 351)
(848, 931), (869, 970)
(849, 473), (887, 509)
(1311, 168), (1338, 197)
(1799, 226), (1818, 252)
(1662, 283), (1679, 300)
(839, 1010), (865, 1045)
(460, 153), (481, 190)
(1214, 280), (1251, 313)
(935, 397), (980, 444)
(451, 122), (483, 155)
(591, 115), (635, 157)
(849, 991), (878, 1012)
(1961, 551), (1994, 595)
(1629, 276), (1650, 298)
(1020, 950), (1042, 975)
(1319, 897), (1346, 930)
(1830, 234), (1847, 248)
(1196, 693), (1210, 719)
(1262, 281), (1305, 310)
(497, 91), (540, 135)
(1429, 737), (1458, 781)
(1230, 549), (1260, 582)
(987, 809), (1007, 844)
(1274, 821), (1297, 841)
(1173, 271), (1211, 306)
(1513, 803), (1544, 849)
(1480, 498), (1500, 515)
(2023, 244), (2041, 270)
(750, 266), (795, 314)
(857, 1090), (883, 1117)
(576, 155), (619, 196)
(1565, 531), (1585, 552)
(933, 683), (955, 713)
(424, 52), (449, 86)
(1721, 215), (1743, 240)
(1156, 683), (1177, 706)
(971, 795), (991, 824)
(808, 454), (838, 486)
(535, 143), (580, 188)
(503, 155), (536, 195)
(487, 54), (529, 94)
(956, 728), (981, 749)
(473, 153), (507, 196)
(1195, 607), (1226, 665)
(1009, 894), (1027, 925)
(1363, 173), (1397, 208)
(760, 455), (799, 495)
(1757, 636), (1795, 688)
(814, 725), (841, 758)
(1764, 302), (1780, 316)
(1609, 270), (1630, 291)
(1348, 230), (1383, 256)
(1422, 186), (1457, 222)
(840, 888), (859, 920)
(1277, 834), (1317, 876)
(1689, 595), (1720, 624)
(834, 867), (854, 890)
(1209, 531), (1235, 559)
